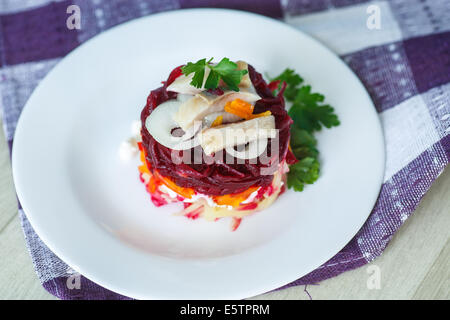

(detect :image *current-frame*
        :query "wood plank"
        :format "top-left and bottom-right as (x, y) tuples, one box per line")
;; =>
(413, 239), (450, 300)
(0, 122), (17, 231)
(0, 215), (55, 299)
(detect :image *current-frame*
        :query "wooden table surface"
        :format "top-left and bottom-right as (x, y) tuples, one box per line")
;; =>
(0, 117), (448, 300)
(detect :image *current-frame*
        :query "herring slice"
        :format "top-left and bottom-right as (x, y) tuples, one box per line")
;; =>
(173, 91), (260, 131)
(203, 111), (242, 127)
(200, 115), (276, 155)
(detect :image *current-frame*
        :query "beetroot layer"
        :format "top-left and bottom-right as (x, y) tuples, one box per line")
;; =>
(140, 64), (294, 196)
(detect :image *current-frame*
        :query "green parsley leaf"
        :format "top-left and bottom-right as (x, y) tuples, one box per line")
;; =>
(181, 58), (207, 88)
(289, 127), (319, 159)
(286, 157), (320, 192)
(270, 68), (340, 192)
(181, 58), (247, 92)
(204, 70), (220, 89)
(271, 68), (304, 101)
(208, 58), (248, 92)
(288, 85), (340, 132)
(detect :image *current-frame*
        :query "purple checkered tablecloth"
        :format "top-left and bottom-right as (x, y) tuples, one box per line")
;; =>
(0, 0), (448, 300)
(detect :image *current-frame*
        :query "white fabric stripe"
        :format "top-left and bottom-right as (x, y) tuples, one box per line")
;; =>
(0, 58), (60, 141)
(389, 0), (450, 40)
(0, 0), (65, 14)
(74, 0), (180, 43)
(421, 83), (450, 138)
(380, 93), (441, 182)
(285, 0), (403, 55)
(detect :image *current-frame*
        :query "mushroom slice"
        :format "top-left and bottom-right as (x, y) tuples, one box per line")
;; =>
(200, 115), (276, 155)
(226, 138), (269, 160)
(145, 100), (201, 150)
(173, 91), (261, 131)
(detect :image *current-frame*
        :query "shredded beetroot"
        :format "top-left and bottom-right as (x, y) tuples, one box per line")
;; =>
(279, 184), (287, 196)
(238, 203), (258, 211)
(185, 207), (203, 220)
(183, 202), (192, 209)
(207, 87), (224, 95)
(150, 193), (169, 207)
(164, 66), (183, 86)
(268, 80), (281, 91)
(140, 64), (295, 196)
(231, 218), (242, 231)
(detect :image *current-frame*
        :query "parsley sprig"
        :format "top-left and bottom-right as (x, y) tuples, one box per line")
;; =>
(271, 69), (340, 192)
(181, 58), (248, 92)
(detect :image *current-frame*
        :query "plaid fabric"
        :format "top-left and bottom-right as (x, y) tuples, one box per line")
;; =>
(0, 0), (448, 299)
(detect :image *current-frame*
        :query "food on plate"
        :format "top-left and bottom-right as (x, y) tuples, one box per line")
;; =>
(136, 58), (339, 230)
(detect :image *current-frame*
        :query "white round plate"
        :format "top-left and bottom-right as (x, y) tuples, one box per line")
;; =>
(12, 9), (385, 299)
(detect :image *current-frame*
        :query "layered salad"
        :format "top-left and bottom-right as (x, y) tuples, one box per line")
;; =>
(130, 58), (340, 230)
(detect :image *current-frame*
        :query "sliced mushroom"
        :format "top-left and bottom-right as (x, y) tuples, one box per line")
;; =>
(226, 138), (269, 160)
(145, 100), (201, 150)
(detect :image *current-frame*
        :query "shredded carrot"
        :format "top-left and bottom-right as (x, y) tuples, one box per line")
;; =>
(213, 186), (259, 208)
(249, 110), (272, 119)
(138, 164), (150, 174)
(139, 148), (146, 163)
(211, 115), (223, 127)
(154, 170), (195, 199)
(139, 147), (195, 199)
(138, 148), (151, 174)
(224, 99), (254, 119)
(224, 98), (272, 120)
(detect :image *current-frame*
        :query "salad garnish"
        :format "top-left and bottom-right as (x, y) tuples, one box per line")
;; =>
(181, 57), (248, 92)
(270, 69), (341, 192)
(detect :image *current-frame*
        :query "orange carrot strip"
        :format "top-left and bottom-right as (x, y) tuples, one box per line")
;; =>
(138, 150), (150, 174)
(225, 99), (272, 120)
(138, 164), (150, 175)
(248, 110), (272, 119)
(224, 99), (254, 119)
(211, 115), (223, 127)
(213, 186), (259, 207)
(147, 176), (159, 193)
(154, 171), (194, 199)
(140, 149), (146, 163)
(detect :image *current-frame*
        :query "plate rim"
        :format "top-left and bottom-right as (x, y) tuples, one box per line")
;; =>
(11, 8), (386, 299)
